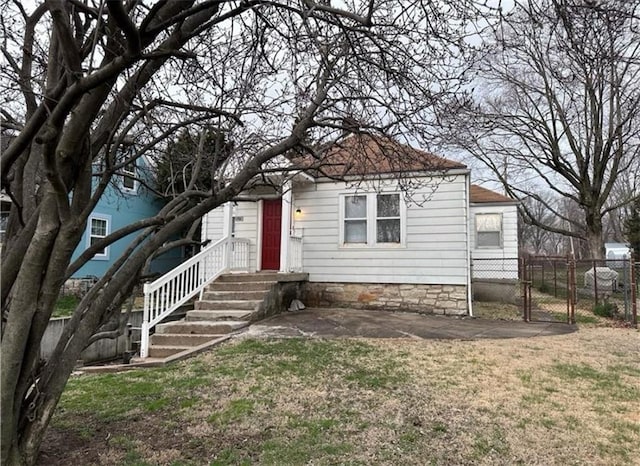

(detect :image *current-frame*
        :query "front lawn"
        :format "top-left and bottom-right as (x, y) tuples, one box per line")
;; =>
(43, 328), (639, 465)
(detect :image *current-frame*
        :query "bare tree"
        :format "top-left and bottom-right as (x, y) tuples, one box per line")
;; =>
(518, 192), (559, 255)
(0, 1), (486, 464)
(441, 0), (640, 259)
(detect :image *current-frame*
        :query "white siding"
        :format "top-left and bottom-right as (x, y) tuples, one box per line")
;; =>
(292, 175), (469, 285)
(203, 201), (260, 271)
(470, 203), (519, 279)
(232, 201), (259, 270)
(203, 205), (225, 241)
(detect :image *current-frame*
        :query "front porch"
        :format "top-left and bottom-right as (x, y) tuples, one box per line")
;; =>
(201, 181), (307, 274)
(141, 227), (307, 359)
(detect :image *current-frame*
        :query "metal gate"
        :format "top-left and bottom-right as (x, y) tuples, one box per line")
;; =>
(522, 256), (574, 324)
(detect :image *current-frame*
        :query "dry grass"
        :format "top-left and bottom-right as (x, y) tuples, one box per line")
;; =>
(473, 293), (617, 326)
(45, 327), (640, 466)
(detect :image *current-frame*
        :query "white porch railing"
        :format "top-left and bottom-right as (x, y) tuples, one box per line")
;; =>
(141, 236), (250, 357)
(288, 234), (303, 272)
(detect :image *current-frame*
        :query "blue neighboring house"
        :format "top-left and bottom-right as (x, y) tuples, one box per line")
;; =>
(70, 156), (183, 279)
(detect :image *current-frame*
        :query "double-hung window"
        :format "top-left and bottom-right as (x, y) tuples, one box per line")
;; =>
(475, 213), (502, 248)
(344, 195), (367, 243)
(376, 194), (401, 243)
(122, 162), (136, 191)
(342, 193), (403, 246)
(88, 215), (110, 259)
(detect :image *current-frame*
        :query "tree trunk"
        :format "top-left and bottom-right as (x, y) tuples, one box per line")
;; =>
(585, 213), (605, 260)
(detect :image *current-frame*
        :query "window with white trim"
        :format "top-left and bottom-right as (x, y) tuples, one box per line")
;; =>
(344, 195), (367, 243)
(342, 193), (404, 246)
(88, 216), (110, 258)
(475, 213), (502, 248)
(122, 162), (136, 191)
(376, 194), (401, 243)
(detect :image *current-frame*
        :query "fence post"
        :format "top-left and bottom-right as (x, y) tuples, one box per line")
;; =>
(568, 255), (576, 324)
(631, 251), (637, 328)
(521, 256), (530, 322)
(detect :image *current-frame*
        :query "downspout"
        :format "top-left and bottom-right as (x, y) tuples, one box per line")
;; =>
(464, 173), (473, 317)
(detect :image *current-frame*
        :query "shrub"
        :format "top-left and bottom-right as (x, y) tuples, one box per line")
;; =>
(593, 301), (617, 318)
(537, 282), (551, 293)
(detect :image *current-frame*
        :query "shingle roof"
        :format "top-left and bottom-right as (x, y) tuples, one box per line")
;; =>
(470, 184), (516, 204)
(294, 133), (466, 178)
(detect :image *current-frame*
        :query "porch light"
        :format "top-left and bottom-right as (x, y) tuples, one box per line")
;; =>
(295, 208), (302, 215)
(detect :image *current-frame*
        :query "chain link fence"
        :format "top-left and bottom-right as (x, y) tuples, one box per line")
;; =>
(471, 258), (523, 320)
(472, 255), (637, 327)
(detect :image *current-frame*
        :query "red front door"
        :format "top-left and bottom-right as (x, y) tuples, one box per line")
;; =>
(261, 199), (282, 270)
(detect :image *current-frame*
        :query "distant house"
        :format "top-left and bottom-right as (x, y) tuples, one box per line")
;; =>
(605, 242), (631, 268)
(69, 155), (182, 280)
(199, 134), (519, 315)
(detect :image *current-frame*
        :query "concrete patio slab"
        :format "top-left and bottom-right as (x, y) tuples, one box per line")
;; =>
(242, 308), (577, 340)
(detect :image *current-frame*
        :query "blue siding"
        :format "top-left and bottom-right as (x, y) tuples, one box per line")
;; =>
(70, 162), (183, 278)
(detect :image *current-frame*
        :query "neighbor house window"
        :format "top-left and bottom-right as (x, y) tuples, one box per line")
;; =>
(0, 209), (8, 244)
(122, 162), (136, 191)
(342, 193), (404, 246)
(88, 215), (110, 258)
(476, 213), (502, 248)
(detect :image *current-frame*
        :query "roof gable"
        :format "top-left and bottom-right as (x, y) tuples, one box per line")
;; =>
(470, 184), (516, 204)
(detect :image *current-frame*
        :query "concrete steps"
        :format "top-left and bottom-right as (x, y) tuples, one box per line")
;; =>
(207, 281), (274, 291)
(194, 299), (264, 311)
(140, 272), (306, 365)
(143, 320), (251, 360)
(142, 274), (277, 362)
(156, 320), (250, 335)
(217, 272), (282, 282)
(186, 310), (253, 321)
(202, 290), (269, 300)
(151, 333), (225, 346)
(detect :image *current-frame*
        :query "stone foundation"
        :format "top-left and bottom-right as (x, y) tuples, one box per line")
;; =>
(62, 276), (99, 297)
(302, 282), (468, 316)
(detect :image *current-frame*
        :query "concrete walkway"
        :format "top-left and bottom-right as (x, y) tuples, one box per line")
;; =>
(242, 308), (577, 340)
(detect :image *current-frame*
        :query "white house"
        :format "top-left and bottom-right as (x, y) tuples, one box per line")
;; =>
(201, 134), (519, 315)
(469, 184), (520, 280)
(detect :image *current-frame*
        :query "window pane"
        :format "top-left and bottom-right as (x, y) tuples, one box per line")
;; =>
(476, 214), (501, 232)
(0, 212), (8, 232)
(345, 220), (366, 243)
(0, 212), (7, 243)
(123, 176), (135, 190)
(345, 196), (366, 218)
(377, 219), (400, 243)
(90, 236), (106, 255)
(91, 219), (107, 236)
(123, 163), (136, 190)
(477, 231), (501, 248)
(377, 194), (399, 217)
